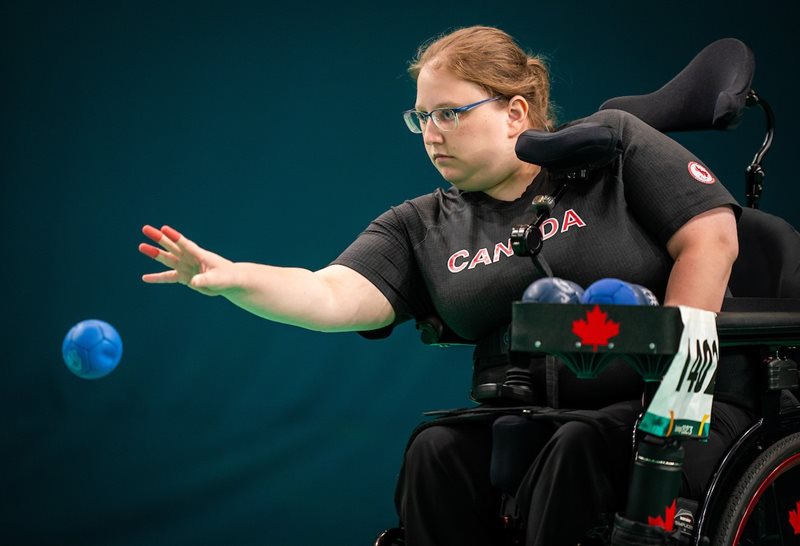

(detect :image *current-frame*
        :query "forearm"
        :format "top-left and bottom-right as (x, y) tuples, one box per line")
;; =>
(139, 225), (394, 332)
(214, 262), (392, 332)
(218, 263), (327, 329)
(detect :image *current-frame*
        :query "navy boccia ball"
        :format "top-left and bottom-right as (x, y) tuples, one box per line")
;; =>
(581, 278), (659, 306)
(522, 277), (585, 304)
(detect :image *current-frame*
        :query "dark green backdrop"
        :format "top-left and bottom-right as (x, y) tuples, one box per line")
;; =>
(2, 1), (798, 544)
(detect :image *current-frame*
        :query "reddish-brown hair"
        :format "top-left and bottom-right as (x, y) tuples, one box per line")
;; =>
(408, 26), (555, 130)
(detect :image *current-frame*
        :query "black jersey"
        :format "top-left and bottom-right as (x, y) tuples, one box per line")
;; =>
(333, 109), (743, 408)
(334, 109), (740, 341)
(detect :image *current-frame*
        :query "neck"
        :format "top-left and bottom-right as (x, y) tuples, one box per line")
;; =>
(482, 163), (542, 201)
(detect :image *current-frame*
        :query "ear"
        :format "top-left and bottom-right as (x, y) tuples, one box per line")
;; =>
(506, 95), (530, 137)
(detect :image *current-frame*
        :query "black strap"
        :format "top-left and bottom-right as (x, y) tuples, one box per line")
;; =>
(545, 355), (560, 408)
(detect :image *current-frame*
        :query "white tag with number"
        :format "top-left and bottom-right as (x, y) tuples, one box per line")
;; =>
(638, 306), (718, 439)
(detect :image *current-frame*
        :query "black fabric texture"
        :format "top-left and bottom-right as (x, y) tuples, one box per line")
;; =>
(333, 109), (741, 344)
(393, 400), (754, 546)
(599, 38), (755, 132)
(729, 207), (800, 298)
(333, 108), (745, 546)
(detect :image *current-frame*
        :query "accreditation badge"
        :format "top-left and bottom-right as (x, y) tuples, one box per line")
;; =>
(638, 306), (718, 439)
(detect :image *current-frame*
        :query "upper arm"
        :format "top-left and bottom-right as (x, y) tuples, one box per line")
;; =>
(666, 206), (739, 261)
(590, 110), (741, 247)
(327, 201), (435, 332)
(662, 206), (739, 310)
(313, 264), (396, 332)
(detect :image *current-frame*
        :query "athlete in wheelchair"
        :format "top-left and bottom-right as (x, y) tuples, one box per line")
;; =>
(376, 36), (800, 546)
(134, 24), (798, 546)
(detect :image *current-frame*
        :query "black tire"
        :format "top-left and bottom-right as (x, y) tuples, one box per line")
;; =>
(711, 431), (800, 546)
(374, 527), (405, 546)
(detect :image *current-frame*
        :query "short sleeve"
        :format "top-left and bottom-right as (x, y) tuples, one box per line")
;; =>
(331, 204), (434, 337)
(591, 109), (742, 245)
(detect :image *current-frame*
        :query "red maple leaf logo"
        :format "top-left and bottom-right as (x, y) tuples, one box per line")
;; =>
(572, 305), (620, 352)
(789, 500), (800, 535)
(647, 499), (676, 531)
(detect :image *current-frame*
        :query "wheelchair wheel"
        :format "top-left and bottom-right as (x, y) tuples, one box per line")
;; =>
(711, 431), (800, 546)
(374, 527), (405, 546)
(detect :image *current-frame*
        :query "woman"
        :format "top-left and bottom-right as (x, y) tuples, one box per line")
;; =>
(139, 26), (752, 546)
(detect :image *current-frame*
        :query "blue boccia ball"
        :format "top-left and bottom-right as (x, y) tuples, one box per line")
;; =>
(581, 278), (659, 306)
(522, 277), (585, 304)
(62, 319), (123, 379)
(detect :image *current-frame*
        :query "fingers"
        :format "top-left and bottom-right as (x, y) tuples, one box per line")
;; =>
(142, 224), (163, 243)
(138, 243), (179, 268)
(161, 224), (205, 257)
(142, 270), (179, 284)
(161, 225), (182, 242)
(139, 223), (223, 290)
(142, 224), (181, 255)
(138, 243), (160, 259)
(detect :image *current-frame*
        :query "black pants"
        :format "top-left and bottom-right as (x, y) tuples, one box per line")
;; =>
(394, 400), (754, 546)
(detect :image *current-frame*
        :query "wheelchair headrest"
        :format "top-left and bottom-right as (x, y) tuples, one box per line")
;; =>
(599, 38), (755, 132)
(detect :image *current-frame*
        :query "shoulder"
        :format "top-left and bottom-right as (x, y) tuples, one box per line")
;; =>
(569, 109), (694, 164)
(571, 108), (658, 138)
(390, 186), (465, 225)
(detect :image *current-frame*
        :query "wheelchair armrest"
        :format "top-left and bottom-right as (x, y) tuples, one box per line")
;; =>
(718, 298), (800, 345)
(416, 316), (475, 347)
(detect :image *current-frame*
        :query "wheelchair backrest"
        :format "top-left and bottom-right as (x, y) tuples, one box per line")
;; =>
(597, 38), (797, 300)
(730, 208), (800, 298)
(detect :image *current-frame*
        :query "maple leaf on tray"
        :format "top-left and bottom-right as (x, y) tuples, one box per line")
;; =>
(572, 305), (620, 352)
(789, 500), (800, 535)
(647, 499), (676, 532)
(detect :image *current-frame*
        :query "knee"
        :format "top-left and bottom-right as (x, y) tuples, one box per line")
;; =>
(405, 426), (461, 467)
(551, 421), (601, 449)
(543, 421), (610, 464)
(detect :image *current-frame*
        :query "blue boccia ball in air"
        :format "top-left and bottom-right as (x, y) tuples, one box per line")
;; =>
(581, 278), (659, 306)
(522, 277), (585, 304)
(62, 319), (123, 379)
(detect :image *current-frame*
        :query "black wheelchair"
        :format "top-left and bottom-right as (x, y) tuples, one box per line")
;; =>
(376, 38), (800, 546)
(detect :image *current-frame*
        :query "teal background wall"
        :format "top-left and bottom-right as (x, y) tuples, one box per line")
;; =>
(2, 1), (798, 544)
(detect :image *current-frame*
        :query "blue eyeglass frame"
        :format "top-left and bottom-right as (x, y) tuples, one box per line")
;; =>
(403, 96), (503, 133)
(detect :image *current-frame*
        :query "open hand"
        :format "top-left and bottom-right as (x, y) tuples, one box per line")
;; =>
(139, 225), (234, 296)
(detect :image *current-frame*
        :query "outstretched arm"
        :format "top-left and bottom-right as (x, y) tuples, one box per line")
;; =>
(664, 206), (739, 312)
(139, 225), (395, 332)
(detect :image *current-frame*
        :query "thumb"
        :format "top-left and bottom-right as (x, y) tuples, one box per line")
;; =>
(189, 267), (238, 296)
(189, 273), (209, 289)
(189, 271), (222, 295)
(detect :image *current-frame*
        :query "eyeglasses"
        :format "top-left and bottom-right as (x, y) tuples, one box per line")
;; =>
(403, 96), (503, 134)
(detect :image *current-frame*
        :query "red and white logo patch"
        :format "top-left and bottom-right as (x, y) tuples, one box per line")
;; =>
(688, 161), (715, 184)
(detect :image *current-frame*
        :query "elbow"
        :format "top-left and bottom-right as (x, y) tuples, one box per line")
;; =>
(667, 207), (740, 270)
(677, 232), (738, 272)
(719, 230), (739, 270)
